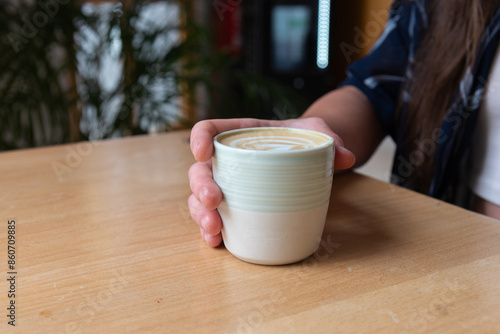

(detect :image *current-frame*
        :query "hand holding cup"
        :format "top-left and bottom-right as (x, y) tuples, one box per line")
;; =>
(188, 117), (355, 250)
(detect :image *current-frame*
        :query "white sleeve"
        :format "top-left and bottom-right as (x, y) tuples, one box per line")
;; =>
(469, 49), (500, 206)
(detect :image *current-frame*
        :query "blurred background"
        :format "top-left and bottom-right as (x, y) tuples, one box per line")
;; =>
(0, 0), (392, 151)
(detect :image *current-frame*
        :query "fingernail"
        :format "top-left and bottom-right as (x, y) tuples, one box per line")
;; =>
(199, 188), (207, 206)
(338, 145), (354, 155)
(337, 145), (347, 152)
(193, 140), (200, 157)
(200, 227), (207, 241)
(200, 216), (208, 231)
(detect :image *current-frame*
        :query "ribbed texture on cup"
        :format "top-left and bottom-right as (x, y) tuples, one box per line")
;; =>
(213, 140), (334, 213)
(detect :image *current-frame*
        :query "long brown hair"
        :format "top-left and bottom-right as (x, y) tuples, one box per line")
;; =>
(402, 0), (498, 192)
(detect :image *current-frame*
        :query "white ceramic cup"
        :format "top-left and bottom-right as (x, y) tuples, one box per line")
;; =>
(213, 127), (334, 265)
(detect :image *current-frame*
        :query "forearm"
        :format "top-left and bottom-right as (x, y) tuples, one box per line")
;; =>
(301, 85), (386, 168)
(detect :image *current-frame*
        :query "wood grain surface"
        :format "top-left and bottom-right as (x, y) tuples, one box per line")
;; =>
(0, 130), (499, 333)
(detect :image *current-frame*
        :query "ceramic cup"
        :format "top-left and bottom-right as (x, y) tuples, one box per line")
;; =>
(213, 127), (334, 265)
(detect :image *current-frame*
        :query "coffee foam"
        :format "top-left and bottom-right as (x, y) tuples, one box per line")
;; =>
(217, 128), (329, 151)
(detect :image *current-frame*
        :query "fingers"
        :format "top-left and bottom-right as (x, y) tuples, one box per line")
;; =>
(188, 194), (223, 247)
(190, 121), (217, 162)
(334, 145), (356, 170)
(188, 161), (224, 247)
(317, 131), (356, 170)
(188, 160), (223, 210)
(200, 228), (223, 248)
(190, 118), (272, 162)
(286, 117), (356, 170)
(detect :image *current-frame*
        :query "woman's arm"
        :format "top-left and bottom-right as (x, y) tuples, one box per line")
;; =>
(301, 85), (387, 168)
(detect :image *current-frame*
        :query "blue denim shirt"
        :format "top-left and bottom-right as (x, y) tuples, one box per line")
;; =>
(341, 0), (500, 207)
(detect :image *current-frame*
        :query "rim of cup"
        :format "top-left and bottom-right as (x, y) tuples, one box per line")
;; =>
(214, 127), (335, 154)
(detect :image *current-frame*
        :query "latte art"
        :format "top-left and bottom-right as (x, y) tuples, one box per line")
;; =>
(217, 128), (330, 151)
(229, 136), (318, 151)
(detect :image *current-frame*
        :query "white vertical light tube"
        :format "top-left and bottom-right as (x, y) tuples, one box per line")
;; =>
(317, 0), (331, 69)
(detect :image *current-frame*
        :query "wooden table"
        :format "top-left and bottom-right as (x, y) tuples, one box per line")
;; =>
(1, 130), (500, 333)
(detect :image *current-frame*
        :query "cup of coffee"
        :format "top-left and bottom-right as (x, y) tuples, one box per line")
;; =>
(213, 127), (334, 265)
